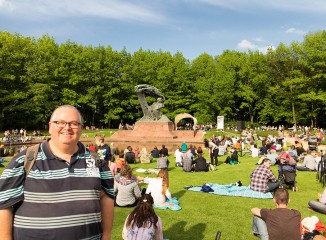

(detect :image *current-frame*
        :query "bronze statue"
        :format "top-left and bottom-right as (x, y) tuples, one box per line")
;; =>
(135, 84), (170, 122)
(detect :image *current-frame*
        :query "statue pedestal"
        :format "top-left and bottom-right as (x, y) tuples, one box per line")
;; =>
(108, 121), (204, 152)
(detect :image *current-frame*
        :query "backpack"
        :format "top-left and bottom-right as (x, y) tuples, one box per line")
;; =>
(24, 144), (40, 177)
(182, 153), (193, 172)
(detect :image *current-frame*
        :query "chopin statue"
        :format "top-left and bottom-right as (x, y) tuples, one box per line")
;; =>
(135, 84), (170, 122)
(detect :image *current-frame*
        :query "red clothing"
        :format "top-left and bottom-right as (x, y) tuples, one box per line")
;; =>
(116, 158), (126, 169)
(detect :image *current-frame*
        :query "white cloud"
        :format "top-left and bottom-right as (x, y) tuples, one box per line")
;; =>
(0, 0), (13, 9)
(237, 39), (257, 49)
(253, 37), (264, 42)
(196, 0), (326, 13)
(237, 39), (274, 53)
(285, 28), (306, 35)
(0, 0), (167, 23)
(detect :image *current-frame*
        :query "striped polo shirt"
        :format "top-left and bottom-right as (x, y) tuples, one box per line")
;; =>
(0, 141), (114, 240)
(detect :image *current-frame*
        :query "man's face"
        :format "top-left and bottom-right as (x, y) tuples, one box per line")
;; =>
(263, 160), (271, 168)
(48, 108), (82, 147)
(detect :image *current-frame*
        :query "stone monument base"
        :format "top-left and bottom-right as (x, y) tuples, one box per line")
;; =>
(108, 121), (204, 153)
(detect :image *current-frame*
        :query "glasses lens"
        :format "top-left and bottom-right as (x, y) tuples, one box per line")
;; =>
(70, 122), (81, 129)
(53, 121), (80, 129)
(55, 121), (66, 128)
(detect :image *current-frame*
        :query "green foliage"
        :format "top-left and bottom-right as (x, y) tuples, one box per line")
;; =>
(1, 30), (326, 129)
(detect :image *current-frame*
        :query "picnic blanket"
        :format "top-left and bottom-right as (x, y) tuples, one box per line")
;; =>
(187, 183), (273, 199)
(136, 168), (160, 175)
(154, 197), (181, 211)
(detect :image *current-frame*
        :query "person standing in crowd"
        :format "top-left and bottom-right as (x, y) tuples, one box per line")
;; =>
(251, 188), (301, 240)
(250, 158), (280, 193)
(204, 139), (218, 166)
(95, 135), (112, 166)
(110, 142), (117, 157)
(122, 194), (163, 240)
(0, 105), (115, 240)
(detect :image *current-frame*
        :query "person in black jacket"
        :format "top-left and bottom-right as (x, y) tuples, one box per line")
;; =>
(159, 145), (169, 157)
(151, 146), (160, 158)
(125, 146), (136, 164)
(193, 148), (209, 172)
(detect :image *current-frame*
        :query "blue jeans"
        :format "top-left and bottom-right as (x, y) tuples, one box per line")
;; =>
(267, 181), (280, 192)
(252, 216), (269, 240)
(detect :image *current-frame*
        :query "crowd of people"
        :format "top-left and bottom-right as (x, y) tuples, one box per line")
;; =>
(0, 105), (326, 239)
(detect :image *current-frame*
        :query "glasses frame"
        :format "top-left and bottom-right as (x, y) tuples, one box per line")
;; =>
(51, 121), (82, 129)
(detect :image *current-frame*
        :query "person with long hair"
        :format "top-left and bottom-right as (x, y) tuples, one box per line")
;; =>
(145, 169), (173, 206)
(122, 194), (163, 240)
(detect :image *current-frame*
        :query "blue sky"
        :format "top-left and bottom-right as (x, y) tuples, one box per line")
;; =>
(0, 0), (326, 60)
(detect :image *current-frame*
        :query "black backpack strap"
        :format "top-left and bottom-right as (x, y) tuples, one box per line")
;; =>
(90, 151), (104, 168)
(24, 144), (40, 177)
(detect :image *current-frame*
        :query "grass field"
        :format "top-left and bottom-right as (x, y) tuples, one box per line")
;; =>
(1, 131), (325, 239)
(110, 153), (325, 240)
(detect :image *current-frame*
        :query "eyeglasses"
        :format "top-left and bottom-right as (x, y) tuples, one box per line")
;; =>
(51, 121), (82, 129)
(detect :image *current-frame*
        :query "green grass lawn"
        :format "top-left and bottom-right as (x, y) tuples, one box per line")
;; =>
(1, 140), (325, 239)
(112, 153), (325, 240)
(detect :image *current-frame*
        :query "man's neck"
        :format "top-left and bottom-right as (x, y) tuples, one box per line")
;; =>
(276, 203), (288, 209)
(48, 140), (78, 162)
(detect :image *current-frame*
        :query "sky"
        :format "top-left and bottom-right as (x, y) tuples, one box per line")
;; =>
(0, 0), (326, 60)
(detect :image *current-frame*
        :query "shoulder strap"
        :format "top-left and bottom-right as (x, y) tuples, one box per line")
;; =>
(24, 144), (40, 177)
(90, 151), (103, 168)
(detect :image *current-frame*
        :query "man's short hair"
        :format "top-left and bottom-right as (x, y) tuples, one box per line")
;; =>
(274, 188), (289, 205)
(50, 105), (83, 123)
(261, 158), (271, 165)
(95, 135), (104, 143)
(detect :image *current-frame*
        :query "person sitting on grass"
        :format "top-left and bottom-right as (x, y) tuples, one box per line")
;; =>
(114, 165), (142, 207)
(145, 169), (173, 207)
(116, 152), (126, 173)
(122, 194), (163, 240)
(224, 150), (239, 165)
(297, 150), (317, 171)
(251, 188), (301, 240)
(157, 153), (169, 169)
(308, 187), (326, 214)
(250, 158), (280, 193)
(193, 148), (209, 172)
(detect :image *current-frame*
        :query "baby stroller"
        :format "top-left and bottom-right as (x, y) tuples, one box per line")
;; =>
(308, 135), (318, 151)
(277, 152), (298, 191)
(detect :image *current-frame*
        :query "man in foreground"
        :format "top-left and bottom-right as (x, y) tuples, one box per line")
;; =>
(0, 105), (114, 240)
(251, 188), (301, 240)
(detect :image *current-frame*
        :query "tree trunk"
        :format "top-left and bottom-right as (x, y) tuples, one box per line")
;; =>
(292, 100), (297, 129)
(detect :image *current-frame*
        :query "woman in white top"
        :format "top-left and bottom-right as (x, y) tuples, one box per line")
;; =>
(146, 169), (172, 206)
(122, 194), (163, 240)
(174, 146), (183, 167)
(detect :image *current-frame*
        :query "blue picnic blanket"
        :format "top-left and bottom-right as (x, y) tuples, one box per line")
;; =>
(154, 197), (182, 211)
(187, 183), (273, 199)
